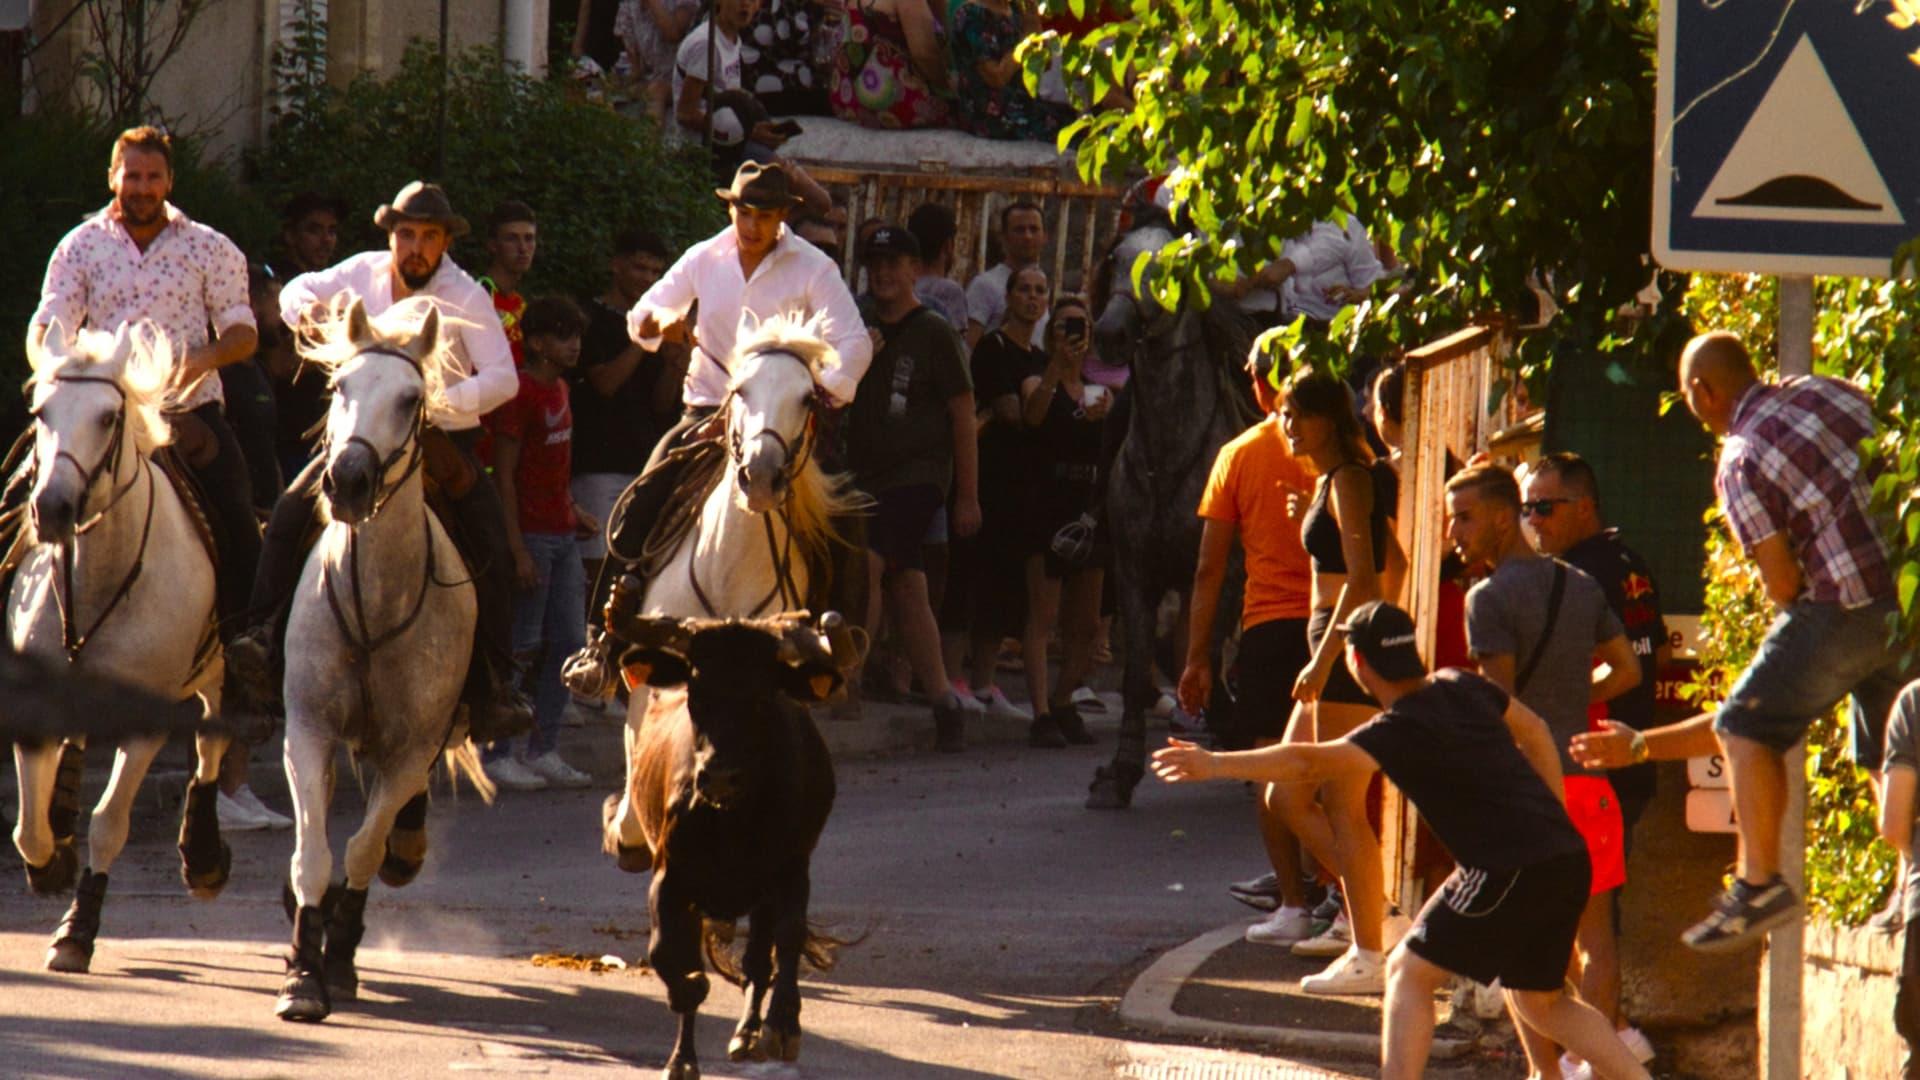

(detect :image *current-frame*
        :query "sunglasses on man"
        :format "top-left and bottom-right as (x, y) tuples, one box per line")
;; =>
(1519, 497), (1572, 518)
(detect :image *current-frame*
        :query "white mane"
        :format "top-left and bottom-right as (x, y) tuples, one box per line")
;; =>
(296, 294), (465, 417)
(25, 321), (181, 454)
(728, 311), (842, 390)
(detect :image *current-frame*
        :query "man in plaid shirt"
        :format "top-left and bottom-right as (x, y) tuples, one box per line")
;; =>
(1675, 330), (1905, 951)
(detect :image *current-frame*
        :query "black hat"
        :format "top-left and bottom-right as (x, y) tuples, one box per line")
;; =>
(715, 160), (805, 210)
(373, 181), (470, 237)
(861, 225), (921, 261)
(1337, 601), (1427, 682)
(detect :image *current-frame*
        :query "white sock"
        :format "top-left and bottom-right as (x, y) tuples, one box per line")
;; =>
(1276, 904), (1309, 917)
(1354, 946), (1384, 963)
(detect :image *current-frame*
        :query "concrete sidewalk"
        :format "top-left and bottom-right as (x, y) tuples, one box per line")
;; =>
(1118, 916), (1523, 1078)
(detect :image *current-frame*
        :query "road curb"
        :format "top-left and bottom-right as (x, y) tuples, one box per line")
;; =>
(1118, 923), (1468, 1062)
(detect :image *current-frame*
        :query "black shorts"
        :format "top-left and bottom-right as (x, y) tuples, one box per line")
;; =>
(867, 483), (944, 572)
(1309, 606), (1374, 707)
(1404, 849), (1590, 992)
(1234, 617), (1311, 740)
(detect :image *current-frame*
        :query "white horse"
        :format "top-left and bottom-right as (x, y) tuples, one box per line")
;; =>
(602, 315), (862, 864)
(274, 297), (492, 1023)
(10, 319), (230, 974)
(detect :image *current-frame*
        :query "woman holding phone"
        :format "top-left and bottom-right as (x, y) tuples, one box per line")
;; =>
(1017, 295), (1109, 748)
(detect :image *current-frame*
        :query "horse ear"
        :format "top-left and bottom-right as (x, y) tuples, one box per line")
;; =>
(107, 323), (137, 368)
(346, 298), (375, 350)
(409, 305), (441, 361)
(28, 317), (72, 373)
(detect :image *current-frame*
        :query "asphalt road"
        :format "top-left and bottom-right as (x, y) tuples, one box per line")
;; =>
(0, 700), (1346, 1079)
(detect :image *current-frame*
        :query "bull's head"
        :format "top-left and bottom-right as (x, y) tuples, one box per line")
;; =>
(615, 606), (857, 809)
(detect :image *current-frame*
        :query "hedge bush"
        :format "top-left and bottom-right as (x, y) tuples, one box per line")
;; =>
(245, 41), (725, 304)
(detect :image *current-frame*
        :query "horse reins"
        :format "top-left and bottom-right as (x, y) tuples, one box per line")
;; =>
(33, 374), (159, 662)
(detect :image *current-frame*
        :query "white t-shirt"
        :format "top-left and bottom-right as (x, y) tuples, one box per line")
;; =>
(673, 21), (743, 129)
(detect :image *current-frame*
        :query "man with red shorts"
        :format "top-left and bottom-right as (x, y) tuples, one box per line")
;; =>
(1444, 465), (1643, 1080)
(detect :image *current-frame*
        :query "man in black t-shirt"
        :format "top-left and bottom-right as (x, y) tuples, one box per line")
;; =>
(846, 225), (981, 752)
(1153, 602), (1651, 1080)
(569, 230), (686, 582)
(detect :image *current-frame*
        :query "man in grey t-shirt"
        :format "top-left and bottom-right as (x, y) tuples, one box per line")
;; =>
(1445, 464), (1643, 1080)
(1880, 681), (1920, 1077)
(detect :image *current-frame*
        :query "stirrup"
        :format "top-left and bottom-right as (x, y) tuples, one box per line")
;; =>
(561, 629), (618, 702)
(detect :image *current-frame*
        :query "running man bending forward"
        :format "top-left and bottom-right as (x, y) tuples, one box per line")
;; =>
(1154, 601), (1651, 1080)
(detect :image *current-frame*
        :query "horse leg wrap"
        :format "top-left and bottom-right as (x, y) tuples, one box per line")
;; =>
(178, 778), (231, 898)
(378, 793), (430, 888)
(323, 886), (369, 1001)
(24, 835), (79, 896)
(275, 905), (331, 1023)
(1085, 758), (1146, 811)
(44, 868), (107, 973)
(48, 742), (84, 843)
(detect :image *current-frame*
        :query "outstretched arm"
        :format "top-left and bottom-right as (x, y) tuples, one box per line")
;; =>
(1153, 736), (1378, 788)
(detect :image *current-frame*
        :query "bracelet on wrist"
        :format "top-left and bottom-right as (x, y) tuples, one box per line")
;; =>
(1628, 731), (1650, 765)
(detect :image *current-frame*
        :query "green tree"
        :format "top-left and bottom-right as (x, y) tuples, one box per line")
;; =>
(1038, 0), (1685, 379)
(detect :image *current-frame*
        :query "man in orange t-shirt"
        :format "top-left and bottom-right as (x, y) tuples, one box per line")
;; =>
(1179, 346), (1319, 946)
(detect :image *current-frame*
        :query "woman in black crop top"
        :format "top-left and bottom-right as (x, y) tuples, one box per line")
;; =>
(1270, 368), (1396, 984)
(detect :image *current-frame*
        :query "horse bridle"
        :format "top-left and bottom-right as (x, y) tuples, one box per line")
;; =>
(722, 347), (820, 494)
(327, 346), (428, 525)
(31, 373), (157, 661)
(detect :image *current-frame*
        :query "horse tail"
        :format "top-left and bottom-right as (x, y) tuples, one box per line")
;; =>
(443, 739), (497, 803)
(699, 915), (867, 987)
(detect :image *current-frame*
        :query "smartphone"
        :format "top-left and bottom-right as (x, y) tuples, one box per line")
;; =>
(1060, 315), (1089, 340)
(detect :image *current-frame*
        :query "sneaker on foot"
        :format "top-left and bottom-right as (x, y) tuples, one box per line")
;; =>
(1292, 914), (1352, 958)
(216, 789), (272, 832)
(951, 682), (986, 714)
(1299, 946), (1384, 996)
(1227, 870), (1283, 912)
(523, 750), (591, 789)
(1245, 906), (1314, 946)
(973, 684), (1032, 720)
(1681, 875), (1800, 952)
(1027, 714), (1068, 749)
(483, 755), (549, 792)
(1051, 699), (1094, 744)
(1152, 692), (1176, 719)
(1311, 887), (1345, 923)
(231, 785), (292, 830)
(1069, 686), (1107, 714)
(1617, 1025), (1656, 1065)
(1558, 1052), (1593, 1080)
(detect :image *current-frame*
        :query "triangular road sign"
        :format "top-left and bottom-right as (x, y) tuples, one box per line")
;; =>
(1693, 34), (1903, 226)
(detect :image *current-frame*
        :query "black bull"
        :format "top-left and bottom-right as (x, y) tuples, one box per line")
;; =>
(606, 590), (857, 1080)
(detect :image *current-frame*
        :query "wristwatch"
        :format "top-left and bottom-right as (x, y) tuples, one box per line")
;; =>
(1628, 731), (1651, 765)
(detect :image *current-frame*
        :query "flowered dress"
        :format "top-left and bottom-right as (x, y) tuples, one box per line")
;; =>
(947, 0), (1070, 140)
(830, 0), (949, 129)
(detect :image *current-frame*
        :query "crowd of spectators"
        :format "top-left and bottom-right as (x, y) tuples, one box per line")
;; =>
(569, 0), (1108, 140)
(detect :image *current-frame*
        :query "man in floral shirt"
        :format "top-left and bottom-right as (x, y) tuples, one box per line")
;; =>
(29, 126), (260, 650)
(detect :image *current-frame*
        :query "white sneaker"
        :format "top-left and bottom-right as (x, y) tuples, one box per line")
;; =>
(973, 684), (1032, 720)
(1558, 1052), (1592, 1080)
(216, 789), (272, 832)
(231, 785), (293, 830)
(1069, 686), (1107, 713)
(951, 682), (986, 714)
(1152, 692), (1176, 718)
(484, 755), (549, 792)
(1618, 1026), (1656, 1064)
(1299, 946), (1385, 996)
(1291, 914), (1352, 958)
(523, 750), (591, 789)
(1245, 906), (1314, 946)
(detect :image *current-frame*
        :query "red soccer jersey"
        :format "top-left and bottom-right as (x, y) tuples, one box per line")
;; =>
(490, 372), (575, 535)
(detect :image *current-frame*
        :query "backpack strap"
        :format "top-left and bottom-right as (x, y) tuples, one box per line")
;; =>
(1514, 561), (1567, 697)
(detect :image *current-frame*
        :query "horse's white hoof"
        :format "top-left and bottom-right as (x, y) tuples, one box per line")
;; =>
(43, 937), (92, 974)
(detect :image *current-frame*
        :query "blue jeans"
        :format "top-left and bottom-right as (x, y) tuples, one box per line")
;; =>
(1713, 597), (1906, 770)
(487, 532), (587, 759)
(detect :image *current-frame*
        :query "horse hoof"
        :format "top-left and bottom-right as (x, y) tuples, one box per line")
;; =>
(757, 1027), (801, 1063)
(182, 840), (232, 899)
(379, 828), (427, 888)
(275, 969), (331, 1023)
(325, 966), (359, 1002)
(727, 1026), (765, 1062)
(602, 793), (651, 873)
(25, 840), (79, 896)
(661, 1060), (700, 1080)
(1085, 765), (1136, 810)
(43, 936), (93, 974)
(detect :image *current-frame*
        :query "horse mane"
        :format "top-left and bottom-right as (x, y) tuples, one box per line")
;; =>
(296, 294), (466, 419)
(25, 322), (181, 454)
(728, 313), (869, 568)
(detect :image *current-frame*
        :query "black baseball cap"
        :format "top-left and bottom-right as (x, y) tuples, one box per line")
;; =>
(861, 225), (921, 262)
(1337, 601), (1427, 682)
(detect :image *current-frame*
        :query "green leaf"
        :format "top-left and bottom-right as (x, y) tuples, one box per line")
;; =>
(1902, 562), (1920, 615)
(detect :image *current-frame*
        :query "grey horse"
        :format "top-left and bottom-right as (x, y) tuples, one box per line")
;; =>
(1086, 220), (1260, 809)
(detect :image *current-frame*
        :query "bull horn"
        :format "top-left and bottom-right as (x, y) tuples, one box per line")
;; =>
(817, 611), (867, 672)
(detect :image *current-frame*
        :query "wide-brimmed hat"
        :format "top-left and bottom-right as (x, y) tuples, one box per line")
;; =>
(373, 181), (470, 237)
(715, 161), (804, 210)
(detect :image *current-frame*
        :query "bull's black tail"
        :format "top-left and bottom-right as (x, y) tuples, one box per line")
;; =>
(700, 917), (864, 988)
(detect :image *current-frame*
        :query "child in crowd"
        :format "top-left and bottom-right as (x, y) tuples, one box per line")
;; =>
(484, 297), (599, 792)
(1153, 601), (1651, 1080)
